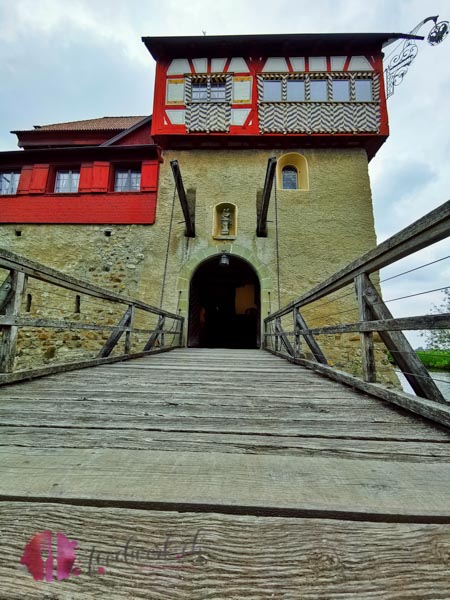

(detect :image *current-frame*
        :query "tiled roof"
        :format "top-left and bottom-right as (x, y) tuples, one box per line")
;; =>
(13, 116), (149, 133)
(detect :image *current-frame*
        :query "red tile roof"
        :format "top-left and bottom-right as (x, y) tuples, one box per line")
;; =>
(13, 116), (149, 133)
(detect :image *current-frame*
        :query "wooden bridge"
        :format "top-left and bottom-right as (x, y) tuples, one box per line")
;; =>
(0, 201), (449, 598)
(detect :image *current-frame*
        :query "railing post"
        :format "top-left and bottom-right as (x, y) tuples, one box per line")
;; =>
(0, 270), (26, 373)
(124, 304), (135, 355)
(293, 307), (300, 358)
(355, 274), (376, 382)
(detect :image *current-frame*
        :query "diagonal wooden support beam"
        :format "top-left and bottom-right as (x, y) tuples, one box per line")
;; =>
(257, 156), (277, 237)
(98, 306), (132, 358)
(274, 317), (294, 357)
(295, 309), (328, 365)
(170, 160), (195, 237)
(144, 316), (165, 351)
(361, 274), (445, 404)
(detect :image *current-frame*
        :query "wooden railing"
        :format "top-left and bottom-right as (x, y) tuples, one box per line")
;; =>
(264, 200), (450, 428)
(0, 249), (183, 385)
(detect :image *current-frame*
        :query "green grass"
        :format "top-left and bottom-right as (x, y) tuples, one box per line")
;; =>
(415, 350), (450, 371)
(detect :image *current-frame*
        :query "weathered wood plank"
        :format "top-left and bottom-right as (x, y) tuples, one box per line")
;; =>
(98, 305), (132, 358)
(2, 447), (450, 518)
(2, 427), (450, 461)
(170, 159), (195, 237)
(0, 271), (26, 373)
(296, 309), (328, 364)
(355, 273), (376, 382)
(3, 502), (450, 599)
(256, 156), (276, 237)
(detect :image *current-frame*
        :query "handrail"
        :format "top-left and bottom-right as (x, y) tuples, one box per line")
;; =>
(0, 248), (184, 385)
(264, 200), (450, 429)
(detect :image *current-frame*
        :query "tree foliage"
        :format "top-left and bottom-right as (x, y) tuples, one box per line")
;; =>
(421, 288), (450, 350)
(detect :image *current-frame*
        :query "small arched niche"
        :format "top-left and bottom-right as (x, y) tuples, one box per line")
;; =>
(277, 153), (309, 191)
(213, 202), (237, 240)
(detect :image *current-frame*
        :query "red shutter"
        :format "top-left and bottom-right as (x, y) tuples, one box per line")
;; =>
(16, 166), (33, 194)
(29, 164), (50, 193)
(78, 163), (93, 192)
(91, 162), (110, 192)
(140, 160), (159, 191)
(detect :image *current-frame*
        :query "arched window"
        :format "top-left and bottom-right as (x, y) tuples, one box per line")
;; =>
(276, 153), (309, 191)
(282, 166), (298, 190)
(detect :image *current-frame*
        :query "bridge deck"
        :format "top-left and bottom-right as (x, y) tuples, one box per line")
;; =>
(2, 348), (450, 598)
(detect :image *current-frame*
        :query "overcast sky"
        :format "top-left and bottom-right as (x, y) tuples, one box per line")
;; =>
(0, 0), (449, 346)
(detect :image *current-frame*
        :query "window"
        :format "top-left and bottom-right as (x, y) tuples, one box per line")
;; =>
(355, 79), (373, 102)
(332, 80), (350, 102)
(0, 171), (20, 195)
(310, 80), (328, 101)
(54, 169), (80, 193)
(282, 166), (298, 190)
(114, 168), (141, 192)
(263, 80), (282, 102)
(190, 77), (227, 102)
(286, 80), (305, 101)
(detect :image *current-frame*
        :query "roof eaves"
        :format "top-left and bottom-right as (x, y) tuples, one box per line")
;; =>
(100, 116), (152, 147)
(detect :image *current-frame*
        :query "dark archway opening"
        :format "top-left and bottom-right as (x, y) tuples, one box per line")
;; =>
(188, 255), (260, 348)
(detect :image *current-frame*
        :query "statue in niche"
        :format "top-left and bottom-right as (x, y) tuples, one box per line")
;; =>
(220, 207), (232, 235)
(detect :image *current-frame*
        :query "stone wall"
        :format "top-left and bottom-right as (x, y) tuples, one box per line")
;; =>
(0, 147), (396, 381)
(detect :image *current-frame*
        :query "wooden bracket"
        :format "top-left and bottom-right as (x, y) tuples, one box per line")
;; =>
(170, 160), (195, 237)
(361, 274), (445, 404)
(257, 156), (277, 237)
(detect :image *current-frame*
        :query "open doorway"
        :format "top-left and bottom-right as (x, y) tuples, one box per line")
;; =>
(188, 255), (260, 348)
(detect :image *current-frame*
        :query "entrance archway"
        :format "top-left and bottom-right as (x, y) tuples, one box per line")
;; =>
(188, 255), (260, 348)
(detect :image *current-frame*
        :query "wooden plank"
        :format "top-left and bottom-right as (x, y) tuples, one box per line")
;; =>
(267, 349), (450, 430)
(274, 317), (294, 356)
(144, 315), (165, 351)
(0, 346), (181, 386)
(3, 447), (450, 518)
(289, 312), (450, 335)
(355, 273), (376, 382)
(124, 305), (134, 355)
(363, 275), (445, 403)
(3, 502), (450, 599)
(3, 427), (450, 460)
(0, 271), (26, 373)
(256, 156), (276, 237)
(268, 199), (450, 318)
(0, 247), (181, 319)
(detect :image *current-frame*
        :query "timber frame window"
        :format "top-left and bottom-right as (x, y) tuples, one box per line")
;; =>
(0, 170), (20, 195)
(54, 169), (80, 193)
(258, 73), (376, 103)
(114, 167), (141, 192)
(188, 75), (228, 103)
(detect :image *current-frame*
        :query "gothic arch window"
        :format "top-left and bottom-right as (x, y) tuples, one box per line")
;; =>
(277, 153), (309, 191)
(281, 165), (298, 190)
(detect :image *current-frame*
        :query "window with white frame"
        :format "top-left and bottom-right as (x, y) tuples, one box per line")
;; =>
(114, 168), (141, 192)
(260, 75), (374, 103)
(54, 169), (80, 193)
(0, 171), (20, 195)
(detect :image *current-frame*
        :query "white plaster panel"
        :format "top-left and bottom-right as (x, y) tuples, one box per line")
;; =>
(309, 56), (327, 71)
(166, 80), (185, 104)
(331, 56), (347, 71)
(262, 57), (289, 72)
(167, 59), (191, 75)
(228, 57), (250, 72)
(348, 56), (373, 71)
(166, 110), (185, 125)
(192, 58), (208, 73)
(289, 57), (305, 72)
(231, 109), (251, 125)
(211, 58), (227, 72)
(233, 77), (252, 103)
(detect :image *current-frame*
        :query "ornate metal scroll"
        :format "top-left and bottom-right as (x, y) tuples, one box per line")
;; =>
(385, 15), (449, 98)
